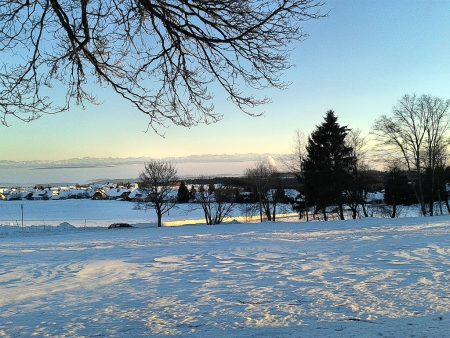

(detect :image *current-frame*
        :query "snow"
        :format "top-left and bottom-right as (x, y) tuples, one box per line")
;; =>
(0, 216), (449, 336)
(106, 188), (131, 198)
(366, 191), (384, 203)
(0, 199), (297, 229)
(0, 200), (205, 228)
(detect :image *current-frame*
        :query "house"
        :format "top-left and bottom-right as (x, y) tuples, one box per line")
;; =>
(92, 189), (108, 200)
(6, 190), (29, 200)
(103, 183), (118, 190)
(32, 189), (51, 200)
(128, 189), (148, 202)
(67, 189), (90, 199)
(107, 188), (131, 200)
(50, 190), (70, 200)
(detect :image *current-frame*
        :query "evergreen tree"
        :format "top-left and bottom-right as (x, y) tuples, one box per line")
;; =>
(177, 181), (190, 203)
(303, 110), (355, 220)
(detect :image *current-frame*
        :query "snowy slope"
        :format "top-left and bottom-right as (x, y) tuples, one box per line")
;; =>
(0, 217), (449, 337)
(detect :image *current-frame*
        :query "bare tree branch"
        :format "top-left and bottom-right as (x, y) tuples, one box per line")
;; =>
(0, 0), (325, 130)
(139, 160), (178, 227)
(372, 94), (450, 216)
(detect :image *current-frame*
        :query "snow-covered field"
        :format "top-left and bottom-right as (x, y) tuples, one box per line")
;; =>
(0, 216), (449, 337)
(0, 200), (238, 228)
(0, 200), (295, 230)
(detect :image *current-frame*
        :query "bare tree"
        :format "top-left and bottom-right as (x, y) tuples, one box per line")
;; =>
(266, 185), (287, 221)
(285, 129), (310, 220)
(139, 160), (177, 227)
(285, 129), (307, 173)
(344, 129), (370, 218)
(373, 94), (430, 215)
(194, 184), (236, 225)
(245, 161), (278, 222)
(374, 94), (450, 216)
(0, 1), (324, 129)
(421, 95), (450, 215)
(434, 154), (449, 215)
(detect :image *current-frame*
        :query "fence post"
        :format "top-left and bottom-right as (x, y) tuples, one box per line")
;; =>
(21, 204), (24, 230)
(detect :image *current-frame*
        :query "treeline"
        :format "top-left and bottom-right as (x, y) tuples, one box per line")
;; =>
(294, 93), (450, 220)
(138, 93), (450, 226)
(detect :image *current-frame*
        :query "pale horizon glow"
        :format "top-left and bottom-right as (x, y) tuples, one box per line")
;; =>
(1, 0), (449, 162)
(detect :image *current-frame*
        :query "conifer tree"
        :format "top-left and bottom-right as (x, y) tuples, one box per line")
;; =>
(303, 110), (355, 220)
(177, 181), (190, 203)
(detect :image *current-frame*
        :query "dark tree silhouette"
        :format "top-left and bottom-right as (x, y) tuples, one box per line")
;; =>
(303, 110), (354, 220)
(176, 181), (190, 203)
(384, 166), (415, 218)
(344, 129), (370, 219)
(0, 0), (324, 129)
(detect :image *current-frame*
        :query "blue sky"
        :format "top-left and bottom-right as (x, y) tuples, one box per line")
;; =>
(1, 0), (449, 161)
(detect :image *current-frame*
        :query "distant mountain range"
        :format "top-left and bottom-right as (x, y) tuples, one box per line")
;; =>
(0, 153), (290, 169)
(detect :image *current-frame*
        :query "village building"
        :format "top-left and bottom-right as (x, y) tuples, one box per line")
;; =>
(92, 189), (108, 200)
(106, 188), (131, 201)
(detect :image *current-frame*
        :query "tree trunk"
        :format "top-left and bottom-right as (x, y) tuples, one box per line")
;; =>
(259, 194), (263, 222)
(322, 206), (327, 221)
(437, 175), (443, 215)
(429, 168), (435, 216)
(338, 204), (344, 220)
(391, 203), (396, 218)
(263, 200), (272, 221)
(265, 209), (272, 221)
(361, 201), (368, 218)
(157, 212), (162, 227)
(201, 203), (211, 225)
(304, 200), (310, 222)
(415, 166), (427, 216)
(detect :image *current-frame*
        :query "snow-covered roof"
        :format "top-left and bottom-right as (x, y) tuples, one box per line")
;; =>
(68, 189), (90, 195)
(107, 188), (131, 198)
(32, 190), (49, 198)
(128, 189), (148, 199)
